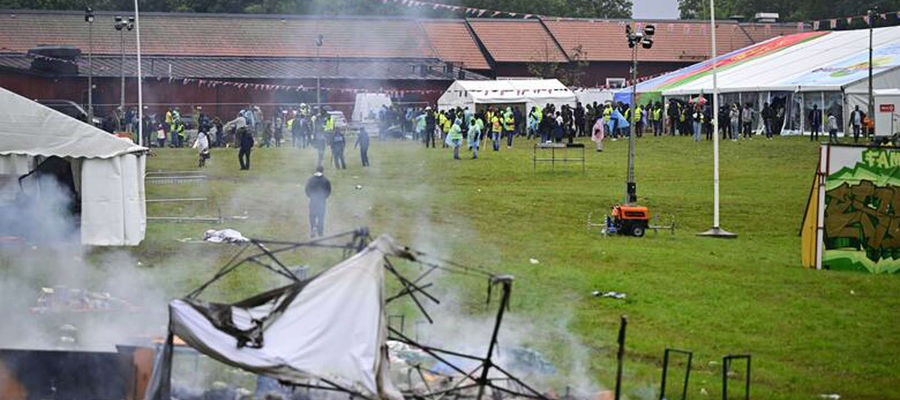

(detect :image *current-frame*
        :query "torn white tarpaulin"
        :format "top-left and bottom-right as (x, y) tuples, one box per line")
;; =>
(202, 228), (249, 244)
(145, 235), (407, 400)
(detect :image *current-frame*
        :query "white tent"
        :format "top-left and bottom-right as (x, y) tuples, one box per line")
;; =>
(437, 79), (576, 112)
(621, 26), (900, 135)
(352, 93), (392, 122)
(0, 86), (147, 246)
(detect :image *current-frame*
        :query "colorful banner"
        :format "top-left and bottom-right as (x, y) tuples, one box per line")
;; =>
(780, 42), (900, 87)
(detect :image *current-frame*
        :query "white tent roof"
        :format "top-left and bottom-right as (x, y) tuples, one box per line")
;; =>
(437, 79), (575, 109)
(0, 86), (145, 158)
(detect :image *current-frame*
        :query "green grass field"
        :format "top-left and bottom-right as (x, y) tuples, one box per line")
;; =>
(130, 135), (899, 399)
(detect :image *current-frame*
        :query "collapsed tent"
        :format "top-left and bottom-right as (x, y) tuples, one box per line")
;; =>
(0, 86), (147, 245)
(437, 79), (576, 112)
(618, 25), (900, 135)
(146, 230), (549, 400)
(147, 235), (404, 400)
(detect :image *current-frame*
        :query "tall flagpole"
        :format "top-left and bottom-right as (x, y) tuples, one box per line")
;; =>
(699, 0), (737, 238)
(135, 0), (143, 147)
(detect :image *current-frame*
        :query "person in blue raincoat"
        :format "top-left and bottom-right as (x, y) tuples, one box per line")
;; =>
(607, 109), (630, 139)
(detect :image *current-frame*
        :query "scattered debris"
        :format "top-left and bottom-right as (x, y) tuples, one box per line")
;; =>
(819, 395), (841, 399)
(529, 258), (540, 264)
(32, 286), (138, 314)
(850, 290), (856, 295)
(355, 184), (363, 190)
(203, 229), (249, 244)
(700, 387), (708, 396)
(591, 291), (626, 299)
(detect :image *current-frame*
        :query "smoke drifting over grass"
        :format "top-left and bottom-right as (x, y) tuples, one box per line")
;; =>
(0, 177), (167, 351)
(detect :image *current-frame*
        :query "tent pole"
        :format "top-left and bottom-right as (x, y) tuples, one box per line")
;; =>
(135, 0), (143, 146)
(698, 0), (737, 239)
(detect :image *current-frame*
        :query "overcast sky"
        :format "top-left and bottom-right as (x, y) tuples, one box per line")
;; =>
(633, 0), (680, 19)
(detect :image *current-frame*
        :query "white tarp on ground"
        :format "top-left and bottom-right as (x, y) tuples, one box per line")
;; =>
(0, 86), (146, 245)
(152, 235), (404, 400)
(352, 93), (392, 122)
(437, 79), (576, 111)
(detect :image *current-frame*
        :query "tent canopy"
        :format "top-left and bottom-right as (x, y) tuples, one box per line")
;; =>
(0, 87), (147, 246)
(437, 79), (576, 111)
(0, 87), (145, 159)
(618, 25), (900, 101)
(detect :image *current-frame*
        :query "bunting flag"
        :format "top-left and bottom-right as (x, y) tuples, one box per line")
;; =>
(813, 20), (820, 30)
(178, 77), (445, 96)
(831, 19), (838, 29)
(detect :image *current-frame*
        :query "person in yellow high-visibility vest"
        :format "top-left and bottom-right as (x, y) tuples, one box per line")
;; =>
(503, 107), (515, 148)
(490, 110), (501, 151)
(634, 105), (644, 137)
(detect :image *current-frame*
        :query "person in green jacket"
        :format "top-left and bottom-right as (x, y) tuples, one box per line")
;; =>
(468, 115), (483, 159)
(446, 118), (463, 160)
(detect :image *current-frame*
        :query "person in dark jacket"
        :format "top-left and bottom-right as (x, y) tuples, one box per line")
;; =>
(424, 107), (436, 148)
(305, 166), (332, 238)
(331, 128), (347, 169)
(355, 127), (370, 167)
(238, 125), (254, 170)
(809, 104), (822, 141)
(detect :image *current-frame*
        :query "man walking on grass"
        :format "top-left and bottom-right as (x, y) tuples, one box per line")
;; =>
(305, 166), (331, 238)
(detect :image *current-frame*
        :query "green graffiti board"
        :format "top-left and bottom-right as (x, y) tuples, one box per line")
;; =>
(824, 148), (900, 273)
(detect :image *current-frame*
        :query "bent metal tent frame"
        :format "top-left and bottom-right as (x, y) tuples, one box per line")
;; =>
(145, 228), (548, 400)
(438, 79), (576, 112)
(0, 86), (147, 245)
(617, 25), (900, 135)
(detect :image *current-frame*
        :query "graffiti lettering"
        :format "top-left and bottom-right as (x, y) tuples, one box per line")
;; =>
(825, 180), (900, 254)
(862, 148), (900, 170)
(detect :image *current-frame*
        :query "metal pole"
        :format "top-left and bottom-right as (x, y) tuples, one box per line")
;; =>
(120, 29), (126, 119)
(135, 0), (143, 146)
(869, 8), (875, 136)
(711, 0), (720, 229)
(698, 0), (737, 239)
(626, 45), (637, 204)
(88, 19), (93, 122)
(316, 45), (321, 110)
(614, 315), (627, 400)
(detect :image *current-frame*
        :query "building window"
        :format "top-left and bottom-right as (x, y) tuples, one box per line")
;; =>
(606, 78), (626, 88)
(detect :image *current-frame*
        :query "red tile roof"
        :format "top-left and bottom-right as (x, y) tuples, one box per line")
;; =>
(467, 19), (568, 63)
(543, 19), (799, 62)
(420, 20), (490, 70)
(0, 11), (437, 59)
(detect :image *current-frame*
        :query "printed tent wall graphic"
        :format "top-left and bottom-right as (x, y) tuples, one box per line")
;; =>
(145, 235), (407, 400)
(437, 79), (576, 111)
(0, 86), (147, 246)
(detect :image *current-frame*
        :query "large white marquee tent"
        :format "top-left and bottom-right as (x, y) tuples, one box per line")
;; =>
(0, 86), (147, 246)
(437, 79), (576, 112)
(618, 25), (900, 135)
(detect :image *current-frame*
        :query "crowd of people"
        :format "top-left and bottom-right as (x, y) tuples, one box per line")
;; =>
(380, 98), (876, 160)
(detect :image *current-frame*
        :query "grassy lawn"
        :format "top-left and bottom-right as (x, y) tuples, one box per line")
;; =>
(119, 135), (898, 399)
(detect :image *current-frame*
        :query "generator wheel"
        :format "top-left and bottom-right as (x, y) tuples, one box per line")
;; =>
(631, 226), (645, 237)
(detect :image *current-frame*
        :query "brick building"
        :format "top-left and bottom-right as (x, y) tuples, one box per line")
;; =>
(0, 9), (799, 120)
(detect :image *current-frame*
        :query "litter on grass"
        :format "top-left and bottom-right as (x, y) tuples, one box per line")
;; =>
(202, 228), (249, 244)
(591, 291), (626, 299)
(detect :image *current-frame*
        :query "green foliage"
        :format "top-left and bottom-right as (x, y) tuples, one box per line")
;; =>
(678, 0), (900, 21)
